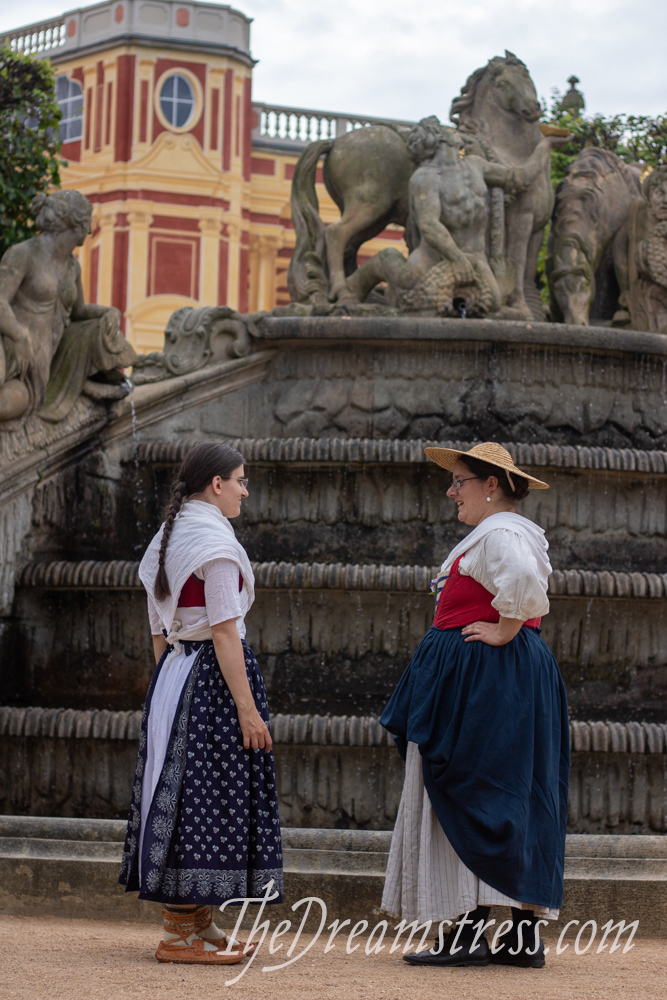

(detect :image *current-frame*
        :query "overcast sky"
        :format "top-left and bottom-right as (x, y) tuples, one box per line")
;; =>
(3, 0), (667, 120)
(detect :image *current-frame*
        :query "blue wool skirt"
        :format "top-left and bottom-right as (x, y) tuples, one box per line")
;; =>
(119, 638), (283, 905)
(380, 626), (569, 910)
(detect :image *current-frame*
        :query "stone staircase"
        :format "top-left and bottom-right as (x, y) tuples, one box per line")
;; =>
(2, 816), (666, 934)
(1, 315), (667, 926)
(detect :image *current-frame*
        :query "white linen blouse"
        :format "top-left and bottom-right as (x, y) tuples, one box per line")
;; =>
(147, 557), (248, 640)
(458, 528), (550, 621)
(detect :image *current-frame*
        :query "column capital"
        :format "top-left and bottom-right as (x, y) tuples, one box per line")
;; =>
(257, 234), (282, 254)
(226, 222), (242, 243)
(95, 209), (117, 231)
(127, 209), (153, 230)
(199, 218), (223, 237)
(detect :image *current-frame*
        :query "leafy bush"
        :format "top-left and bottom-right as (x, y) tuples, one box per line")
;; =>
(0, 46), (62, 258)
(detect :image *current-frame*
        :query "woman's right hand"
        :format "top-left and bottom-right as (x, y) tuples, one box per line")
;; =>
(238, 705), (273, 752)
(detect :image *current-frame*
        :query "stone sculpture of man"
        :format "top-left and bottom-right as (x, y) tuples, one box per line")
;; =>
(0, 190), (137, 425)
(346, 119), (555, 317)
(619, 166), (667, 334)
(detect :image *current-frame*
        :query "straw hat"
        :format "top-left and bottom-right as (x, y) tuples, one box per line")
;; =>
(424, 442), (549, 490)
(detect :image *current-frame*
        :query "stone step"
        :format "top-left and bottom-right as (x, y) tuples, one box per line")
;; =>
(1, 817), (666, 934)
(10, 559), (667, 718)
(17, 558), (667, 599)
(127, 436), (667, 474)
(2, 707), (667, 834)
(2, 706), (666, 751)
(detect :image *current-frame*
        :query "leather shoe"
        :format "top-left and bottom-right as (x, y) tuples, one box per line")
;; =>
(403, 936), (490, 967)
(490, 937), (545, 968)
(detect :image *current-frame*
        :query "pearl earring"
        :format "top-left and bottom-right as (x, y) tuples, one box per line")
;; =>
(486, 495), (491, 502)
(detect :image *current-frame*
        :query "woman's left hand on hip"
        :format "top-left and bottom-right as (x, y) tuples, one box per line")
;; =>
(462, 621), (510, 646)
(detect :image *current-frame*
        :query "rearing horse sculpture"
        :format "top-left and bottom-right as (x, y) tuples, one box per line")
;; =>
(288, 52), (552, 319)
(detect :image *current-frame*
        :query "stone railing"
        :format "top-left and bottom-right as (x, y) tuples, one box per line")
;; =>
(16, 559), (667, 599)
(2, 706), (666, 752)
(251, 102), (416, 152)
(128, 436), (667, 474)
(0, 15), (67, 55)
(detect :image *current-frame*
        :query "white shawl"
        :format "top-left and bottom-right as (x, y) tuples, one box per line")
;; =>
(439, 512), (550, 577)
(434, 512), (551, 617)
(139, 499), (254, 646)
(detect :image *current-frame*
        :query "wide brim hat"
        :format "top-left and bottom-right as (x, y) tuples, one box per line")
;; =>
(424, 442), (549, 490)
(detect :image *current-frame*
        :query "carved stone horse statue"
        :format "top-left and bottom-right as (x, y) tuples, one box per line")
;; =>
(288, 52), (549, 318)
(546, 148), (641, 326)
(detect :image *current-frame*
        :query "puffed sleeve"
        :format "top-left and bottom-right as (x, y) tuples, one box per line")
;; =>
(461, 529), (550, 621)
(201, 559), (244, 626)
(147, 592), (163, 634)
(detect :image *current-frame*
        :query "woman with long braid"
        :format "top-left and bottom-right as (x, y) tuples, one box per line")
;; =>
(119, 442), (282, 965)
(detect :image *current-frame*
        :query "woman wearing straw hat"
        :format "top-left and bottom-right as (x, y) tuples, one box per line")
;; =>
(381, 442), (569, 969)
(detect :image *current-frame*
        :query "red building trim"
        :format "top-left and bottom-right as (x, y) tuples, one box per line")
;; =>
(148, 232), (200, 298)
(238, 244), (248, 313)
(151, 215), (201, 232)
(85, 86), (93, 149)
(251, 157), (274, 175)
(285, 163), (324, 184)
(243, 76), (252, 181)
(139, 79), (149, 143)
(61, 140), (82, 162)
(218, 238), (229, 305)
(90, 245), (100, 303)
(223, 69), (233, 171)
(105, 80), (113, 147)
(234, 94), (240, 158)
(94, 61), (104, 152)
(210, 87), (220, 151)
(112, 229), (129, 332)
(114, 55), (134, 162)
(249, 211), (281, 225)
(86, 190), (230, 210)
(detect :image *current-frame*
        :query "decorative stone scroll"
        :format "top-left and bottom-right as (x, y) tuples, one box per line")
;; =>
(131, 306), (264, 384)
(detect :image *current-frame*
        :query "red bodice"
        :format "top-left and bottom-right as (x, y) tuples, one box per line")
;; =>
(177, 571), (243, 607)
(433, 555), (541, 630)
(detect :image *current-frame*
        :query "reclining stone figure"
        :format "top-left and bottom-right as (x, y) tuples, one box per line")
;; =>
(0, 190), (136, 426)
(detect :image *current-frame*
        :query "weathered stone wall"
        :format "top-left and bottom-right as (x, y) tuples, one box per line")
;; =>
(2, 709), (666, 834)
(5, 565), (666, 718)
(144, 319), (667, 449)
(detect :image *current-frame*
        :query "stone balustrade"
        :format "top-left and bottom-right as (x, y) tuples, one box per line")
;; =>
(0, 16), (67, 55)
(251, 102), (415, 152)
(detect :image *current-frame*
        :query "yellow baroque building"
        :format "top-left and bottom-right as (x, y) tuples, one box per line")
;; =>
(2, 0), (410, 353)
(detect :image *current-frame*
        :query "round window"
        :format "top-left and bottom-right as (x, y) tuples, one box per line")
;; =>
(159, 73), (195, 129)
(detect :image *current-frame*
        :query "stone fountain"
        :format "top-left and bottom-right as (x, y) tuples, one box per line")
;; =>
(1, 53), (667, 930)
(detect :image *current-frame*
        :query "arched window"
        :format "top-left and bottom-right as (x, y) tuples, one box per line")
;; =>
(159, 73), (195, 129)
(56, 75), (83, 142)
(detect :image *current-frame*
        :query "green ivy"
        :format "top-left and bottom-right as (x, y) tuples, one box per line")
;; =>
(0, 46), (63, 259)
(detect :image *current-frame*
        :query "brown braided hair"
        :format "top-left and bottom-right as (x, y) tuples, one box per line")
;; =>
(154, 442), (245, 601)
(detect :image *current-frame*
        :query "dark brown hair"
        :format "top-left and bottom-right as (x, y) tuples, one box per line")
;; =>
(459, 455), (530, 501)
(154, 442), (245, 601)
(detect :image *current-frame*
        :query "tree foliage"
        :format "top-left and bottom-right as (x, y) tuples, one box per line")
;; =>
(0, 46), (62, 258)
(542, 90), (667, 188)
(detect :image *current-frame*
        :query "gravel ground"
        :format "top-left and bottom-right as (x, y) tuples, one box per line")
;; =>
(0, 915), (664, 1000)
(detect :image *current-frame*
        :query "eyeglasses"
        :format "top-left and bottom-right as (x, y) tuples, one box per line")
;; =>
(228, 477), (249, 489)
(450, 476), (480, 489)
